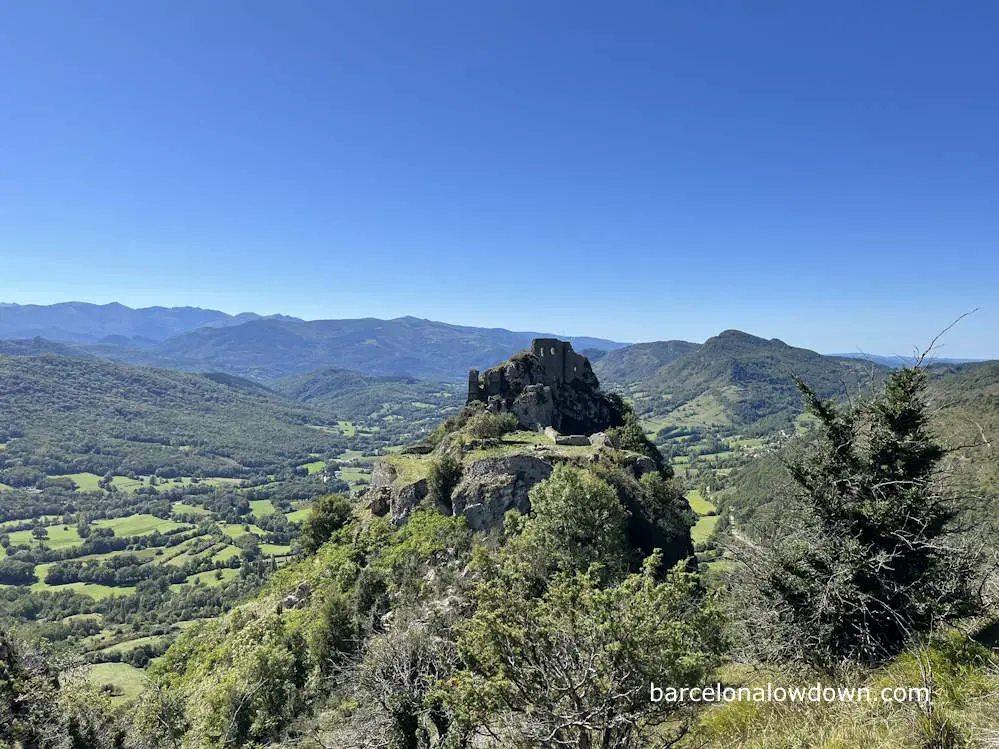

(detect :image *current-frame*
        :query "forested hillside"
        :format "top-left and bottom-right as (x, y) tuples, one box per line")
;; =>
(601, 330), (887, 434)
(711, 359), (999, 538)
(0, 354), (344, 483)
(593, 339), (701, 382)
(149, 316), (625, 381)
(926, 361), (999, 497)
(273, 367), (462, 441)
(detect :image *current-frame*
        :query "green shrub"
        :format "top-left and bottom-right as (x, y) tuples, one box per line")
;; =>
(300, 493), (352, 554)
(464, 410), (519, 439)
(609, 413), (669, 476)
(525, 464), (630, 581)
(427, 452), (463, 510)
(308, 591), (360, 678)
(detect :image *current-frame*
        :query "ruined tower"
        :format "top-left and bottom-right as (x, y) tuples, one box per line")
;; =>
(531, 338), (588, 385)
(463, 338), (623, 434)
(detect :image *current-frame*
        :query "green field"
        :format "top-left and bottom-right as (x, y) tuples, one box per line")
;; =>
(171, 568), (239, 591)
(338, 420), (357, 437)
(685, 489), (717, 515)
(44, 473), (240, 494)
(51, 472), (103, 491)
(694, 450), (738, 463)
(249, 499), (277, 517)
(286, 505), (311, 523)
(337, 467), (370, 484)
(641, 417), (673, 438)
(260, 543), (292, 557)
(687, 488), (720, 545)
(109, 475), (146, 491)
(93, 514), (188, 537)
(300, 460), (326, 474)
(171, 501), (210, 517)
(724, 436), (764, 449)
(160, 476), (242, 490)
(84, 662), (148, 702)
(795, 412), (820, 433)
(31, 579), (136, 599)
(691, 515), (720, 544)
(95, 634), (172, 656)
(221, 523), (265, 540)
(659, 391), (733, 428)
(6, 523), (84, 552)
(63, 612), (103, 625)
(161, 536), (213, 567)
(211, 545), (241, 563)
(77, 547), (159, 563)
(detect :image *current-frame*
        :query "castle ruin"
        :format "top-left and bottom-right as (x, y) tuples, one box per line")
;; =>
(467, 338), (589, 404)
(466, 338), (623, 434)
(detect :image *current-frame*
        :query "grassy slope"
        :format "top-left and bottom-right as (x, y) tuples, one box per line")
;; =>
(84, 662), (149, 703)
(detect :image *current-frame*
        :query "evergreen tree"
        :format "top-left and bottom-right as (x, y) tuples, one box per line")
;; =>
(739, 364), (984, 667)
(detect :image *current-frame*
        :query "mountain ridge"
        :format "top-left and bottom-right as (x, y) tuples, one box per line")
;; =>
(0, 304), (628, 382)
(0, 301), (301, 344)
(0, 353), (344, 481)
(597, 330), (890, 434)
(150, 316), (629, 381)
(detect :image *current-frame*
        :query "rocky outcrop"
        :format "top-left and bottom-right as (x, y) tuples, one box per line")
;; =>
(366, 460), (429, 522)
(467, 339), (624, 434)
(366, 440), (675, 550)
(363, 339), (652, 534)
(367, 453), (554, 531)
(450, 454), (554, 531)
(554, 434), (591, 446)
(282, 581), (311, 611)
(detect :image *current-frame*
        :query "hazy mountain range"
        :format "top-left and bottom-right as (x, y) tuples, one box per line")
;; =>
(0, 303), (627, 381)
(0, 301), (300, 344)
(1, 303), (987, 379)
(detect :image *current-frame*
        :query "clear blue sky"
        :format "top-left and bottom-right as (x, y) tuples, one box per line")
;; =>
(2, 2), (997, 356)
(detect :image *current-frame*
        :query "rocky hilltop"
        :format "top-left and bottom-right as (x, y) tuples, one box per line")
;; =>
(364, 339), (693, 566)
(466, 338), (626, 434)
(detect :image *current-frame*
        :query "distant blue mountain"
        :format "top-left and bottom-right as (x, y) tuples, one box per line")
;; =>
(0, 301), (300, 343)
(149, 315), (628, 381)
(0, 304), (627, 382)
(832, 352), (990, 369)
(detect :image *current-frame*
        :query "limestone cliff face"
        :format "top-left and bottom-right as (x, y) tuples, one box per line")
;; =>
(367, 461), (429, 523)
(466, 339), (625, 434)
(367, 450), (556, 528)
(366, 434), (664, 534)
(450, 454), (554, 531)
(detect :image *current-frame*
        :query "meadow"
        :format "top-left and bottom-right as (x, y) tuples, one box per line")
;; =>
(687, 489), (721, 545)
